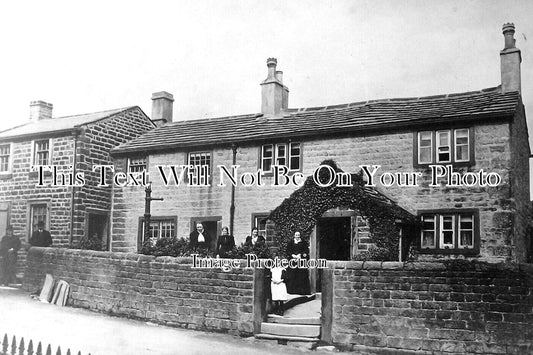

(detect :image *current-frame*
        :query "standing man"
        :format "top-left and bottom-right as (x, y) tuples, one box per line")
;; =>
(189, 222), (211, 250)
(0, 226), (21, 286)
(30, 221), (52, 247)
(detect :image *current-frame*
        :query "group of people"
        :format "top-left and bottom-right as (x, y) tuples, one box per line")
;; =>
(0, 221), (52, 286)
(270, 231), (311, 316)
(189, 223), (238, 257)
(190, 223), (310, 316)
(189, 223), (267, 257)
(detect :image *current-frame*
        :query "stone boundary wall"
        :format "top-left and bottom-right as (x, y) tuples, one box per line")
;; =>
(23, 248), (255, 336)
(23, 249), (533, 353)
(326, 260), (533, 354)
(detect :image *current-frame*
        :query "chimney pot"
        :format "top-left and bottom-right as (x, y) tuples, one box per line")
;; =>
(151, 91), (174, 124)
(266, 58), (277, 67)
(502, 23), (516, 49)
(266, 58), (277, 80)
(275, 70), (283, 83)
(500, 22), (521, 93)
(29, 101), (53, 121)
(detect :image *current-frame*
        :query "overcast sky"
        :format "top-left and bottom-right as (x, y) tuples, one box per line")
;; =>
(1, 1), (532, 141)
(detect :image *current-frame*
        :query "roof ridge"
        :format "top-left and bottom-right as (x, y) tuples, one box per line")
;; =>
(0, 106), (141, 140)
(164, 112), (261, 126)
(53, 106), (135, 120)
(292, 86), (503, 113)
(0, 122), (31, 134)
(0, 106), (135, 134)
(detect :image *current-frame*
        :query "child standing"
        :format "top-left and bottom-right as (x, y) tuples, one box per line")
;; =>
(270, 266), (288, 316)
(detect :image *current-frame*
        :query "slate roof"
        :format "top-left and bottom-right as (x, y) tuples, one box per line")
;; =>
(112, 86), (520, 155)
(0, 107), (136, 140)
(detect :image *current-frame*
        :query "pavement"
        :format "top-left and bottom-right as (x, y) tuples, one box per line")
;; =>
(0, 287), (347, 355)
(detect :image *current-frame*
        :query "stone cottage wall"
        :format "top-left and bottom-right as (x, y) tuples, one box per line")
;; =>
(111, 119), (521, 262)
(325, 260), (533, 354)
(23, 248), (255, 335)
(71, 107), (154, 243)
(508, 104), (531, 262)
(0, 136), (74, 246)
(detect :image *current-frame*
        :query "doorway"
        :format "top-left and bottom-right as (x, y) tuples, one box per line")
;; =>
(0, 202), (9, 237)
(190, 217), (221, 251)
(310, 211), (355, 292)
(87, 212), (109, 249)
(317, 217), (351, 261)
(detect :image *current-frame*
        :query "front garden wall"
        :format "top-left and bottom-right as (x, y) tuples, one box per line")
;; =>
(327, 260), (533, 354)
(23, 248), (533, 354)
(23, 248), (255, 335)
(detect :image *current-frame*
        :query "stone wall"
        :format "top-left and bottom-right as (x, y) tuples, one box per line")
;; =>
(111, 119), (524, 262)
(0, 136), (74, 246)
(325, 260), (533, 354)
(509, 104), (531, 262)
(71, 107), (154, 244)
(23, 248), (255, 335)
(24, 248), (533, 353)
(0, 107), (154, 248)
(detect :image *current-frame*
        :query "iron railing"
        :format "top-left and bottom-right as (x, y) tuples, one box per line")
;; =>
(1, 334), (90, 355)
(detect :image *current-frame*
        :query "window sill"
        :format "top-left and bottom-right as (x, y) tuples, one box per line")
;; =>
(262, 169), (303, 177)
(414, 161), (474, 169)
(419, 247), (479, 256)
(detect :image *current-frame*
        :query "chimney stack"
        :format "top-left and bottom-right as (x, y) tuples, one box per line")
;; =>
(29, 101), (53, 121)
(500, 23), (521, 93)
(151, 91), (174, 125)
(260, 58), (289, 116)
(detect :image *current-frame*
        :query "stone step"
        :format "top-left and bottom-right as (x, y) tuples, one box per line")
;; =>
(267, 314), (321, 325)
(284, 298), (321, 319)
(284, 293), (315, 311)
(261, 322), (321, 338)
(254, 333), (320, 343)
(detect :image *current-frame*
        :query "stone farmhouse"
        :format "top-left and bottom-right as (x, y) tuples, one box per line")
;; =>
(0, 102), (155, 248)
(108, 23), (530, 264)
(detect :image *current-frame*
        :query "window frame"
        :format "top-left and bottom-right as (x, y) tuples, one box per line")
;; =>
(457, 214), (475, 249)
(260, 141), (303, 173)
(420, 215), (436, 248)
(32, 139), (52, 166)
(417, 131), (433, 165)
(435, 130), (452, 163)
(418, 209), (479, 255)
(0, 142), (13, 174)
(127, 156), (148, 174)
(251, 213), (270, 237)
(454, 128), (470, 163)
(187, 150), (212, 185)
(414, 128), (474, 167)
(137, 216), (178, 252)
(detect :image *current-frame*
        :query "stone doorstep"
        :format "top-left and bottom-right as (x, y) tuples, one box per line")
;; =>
(261, 322), (321, 337)
(254, 333), (320, 343)
(284, 293), (316, 311)
(267, 315), (321, 325)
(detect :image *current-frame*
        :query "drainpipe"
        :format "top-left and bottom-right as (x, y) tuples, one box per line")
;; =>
(69, 128), (80, 247)
(395, 219), (403, 262)
(229, 144), (237, 234)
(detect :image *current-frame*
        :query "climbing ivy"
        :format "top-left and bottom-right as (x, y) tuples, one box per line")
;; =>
(268, 160), (416, 261)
